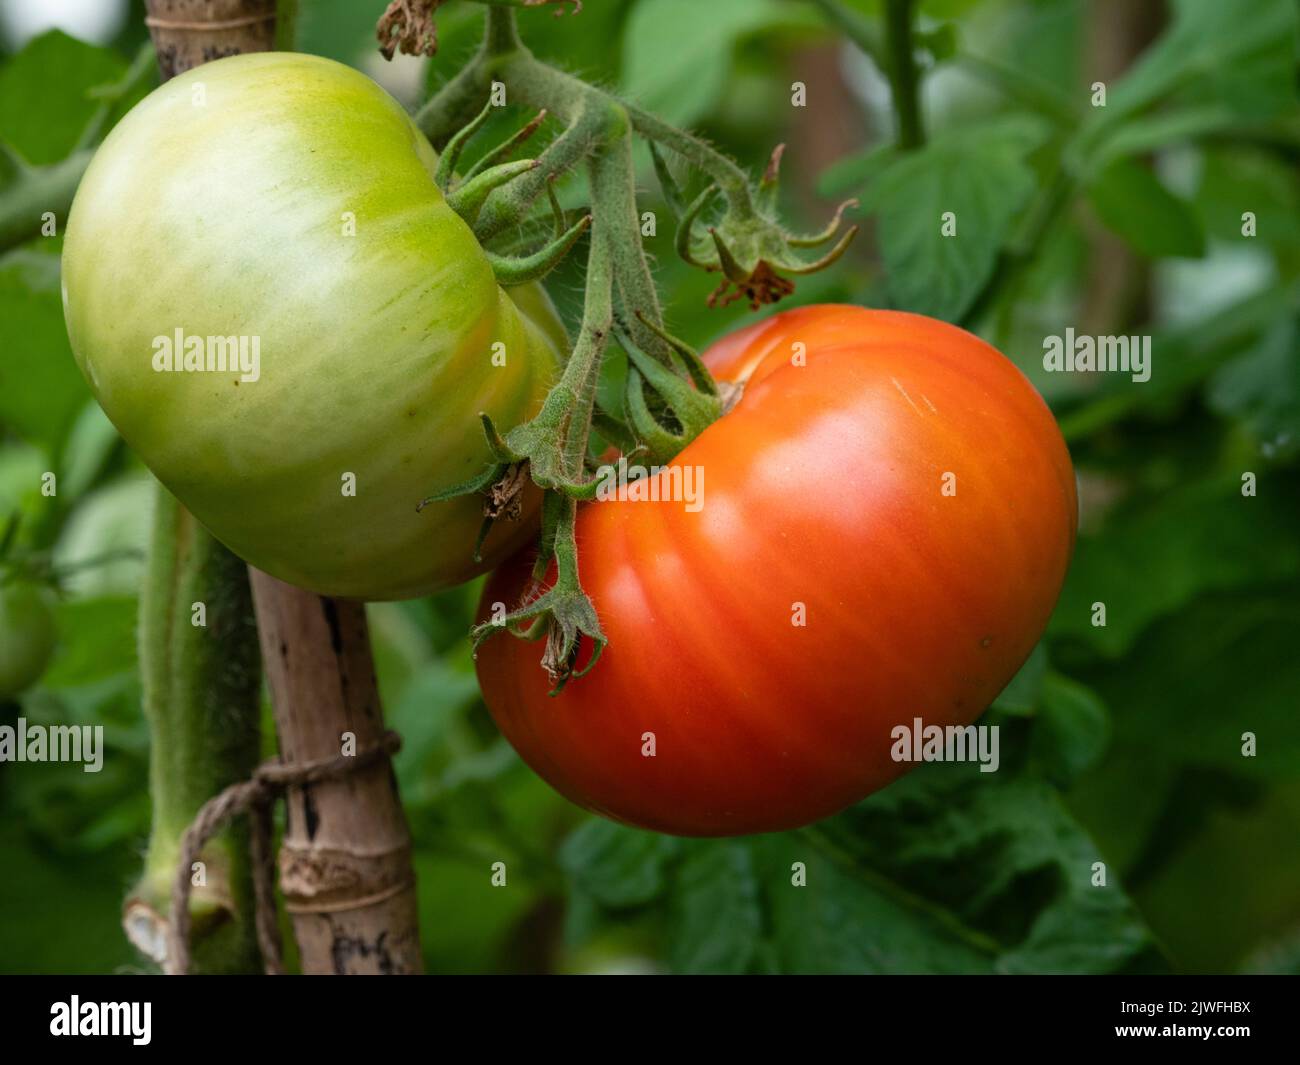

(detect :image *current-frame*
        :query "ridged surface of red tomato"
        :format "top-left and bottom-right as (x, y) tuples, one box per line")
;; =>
(477, 305), (1077, 836)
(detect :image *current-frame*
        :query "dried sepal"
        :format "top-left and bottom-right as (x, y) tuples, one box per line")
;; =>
(668, 143), (861, 308)
(377, 0), (442, 61)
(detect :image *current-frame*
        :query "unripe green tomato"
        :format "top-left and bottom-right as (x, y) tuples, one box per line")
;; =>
(0, 582), (57, 698)
(62, 53), (563, 600)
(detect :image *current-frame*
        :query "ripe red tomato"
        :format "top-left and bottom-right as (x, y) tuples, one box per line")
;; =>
(476, 305), (1077, 836)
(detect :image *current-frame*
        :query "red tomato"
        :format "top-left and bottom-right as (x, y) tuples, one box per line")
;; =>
(476, 305), (1077, 836)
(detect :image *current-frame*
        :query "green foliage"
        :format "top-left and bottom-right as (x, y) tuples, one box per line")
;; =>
(562, 761), (1161, 975)
(621, 0), (814, 127)
(0, 31), (127, 165)
(1085, 157), (1204, 260)
(855, 116), (1050, 320)
(0, 249), (89, 454)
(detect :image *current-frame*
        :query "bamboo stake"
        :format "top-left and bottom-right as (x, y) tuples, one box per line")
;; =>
(143, 0), (278, 80)
(249, 572), (424, 974)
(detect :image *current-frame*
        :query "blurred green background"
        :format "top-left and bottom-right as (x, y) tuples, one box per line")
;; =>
(0, 0), (1297, 974)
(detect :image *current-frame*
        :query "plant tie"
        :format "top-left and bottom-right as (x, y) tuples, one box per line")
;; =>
(167, 730), (403, 975)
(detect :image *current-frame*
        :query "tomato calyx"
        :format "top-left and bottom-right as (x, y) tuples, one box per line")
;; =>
(667, 145), (861, 310)
(470, 494), (604, 694)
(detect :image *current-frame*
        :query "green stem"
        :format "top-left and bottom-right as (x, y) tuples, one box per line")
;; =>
(598, 126), (669, 356)
(623, 105), (755, 212)
(481, 6), (753, 217)
(467, 13), (677, 356)
(125, 484), (263, 974)
(807, 0), (925, 148)
(483, 1), (525, 54)
(415, 53), (493, 149)
(883, 0), (925, 149)
(473, 109), (599, 243)
(561, 219), (613, 474)
(0, 150), (92, 251)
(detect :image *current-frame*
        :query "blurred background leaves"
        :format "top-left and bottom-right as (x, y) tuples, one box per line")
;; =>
(0, 0), (1296, 974)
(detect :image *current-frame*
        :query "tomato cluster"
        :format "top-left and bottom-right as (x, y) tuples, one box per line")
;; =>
(61, 55), (1076, 836)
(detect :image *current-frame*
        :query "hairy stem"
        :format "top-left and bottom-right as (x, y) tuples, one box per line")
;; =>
(624, 105), (755, 212)
(416, 57), (493, 149)
(126, 484), (262, 974)
(0, 151), (92, 251)
(562, 188), (614, 474)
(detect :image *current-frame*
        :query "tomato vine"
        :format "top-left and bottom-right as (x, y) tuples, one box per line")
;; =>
(396, 1), (858, 688)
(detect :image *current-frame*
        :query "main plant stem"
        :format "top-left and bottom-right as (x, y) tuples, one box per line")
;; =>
(125, 486), (262, 974)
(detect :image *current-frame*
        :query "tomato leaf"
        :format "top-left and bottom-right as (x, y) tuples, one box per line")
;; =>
(58, 403), (121, 502)
(559, 819), (680, 909)
(1099, 0), (1296, 125)
(40, 596), (137, 688)
(1206, 318), (1300, 455)
(1030, 672), (1109, 785)
(561, 760), (1161, 973)
(1081, 587), (1300, 781)
(0, 249), (91, 456)
(0, 30), (130, 166)
(1085, 157), (1205, 259)
(667, 842), (762, 974)
(1196, 147), (1300, 251)
(990, 643), (1049, 716)
(857, 116), (1050, 322)
(796, 767), (1162, 974)
(621, 0), (809, 127)
(1050, 473), (1300, 657)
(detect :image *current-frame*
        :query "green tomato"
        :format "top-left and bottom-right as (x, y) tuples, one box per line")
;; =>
(62, 53), (563, 600)
(0, 582), (57, 698)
